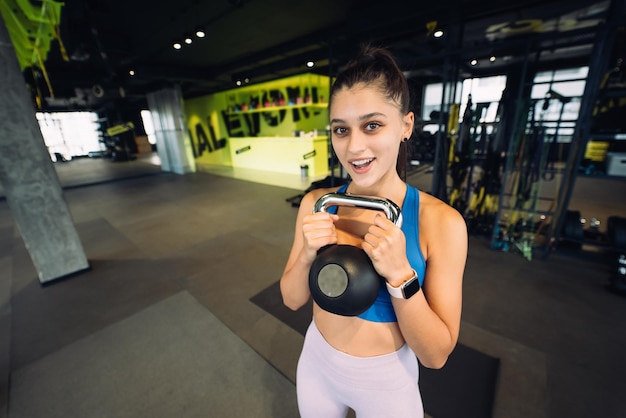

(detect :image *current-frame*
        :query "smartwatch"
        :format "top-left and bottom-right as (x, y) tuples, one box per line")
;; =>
(386, 270), (420, 299)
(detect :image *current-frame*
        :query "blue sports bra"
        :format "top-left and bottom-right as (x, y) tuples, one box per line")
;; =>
(326, 184), (426, 323)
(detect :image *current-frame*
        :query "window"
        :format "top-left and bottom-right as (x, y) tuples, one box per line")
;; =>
(530, 67), (589, 143)
(421, 75), (507, 134)
(36, 112), (103, 160)
(420, 68), (588, 142)
(140, 109), (157, 145)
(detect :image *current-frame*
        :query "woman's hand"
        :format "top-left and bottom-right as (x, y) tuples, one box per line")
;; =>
(301, 212), (339, 263)
(281, 192), (339, 311)
(362, 213), (412, 285)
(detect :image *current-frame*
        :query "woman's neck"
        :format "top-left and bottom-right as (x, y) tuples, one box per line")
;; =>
(345, 176), (407, 209)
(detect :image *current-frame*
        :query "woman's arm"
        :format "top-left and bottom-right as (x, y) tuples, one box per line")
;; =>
(363, 196), (467, 368)
(280, 190), (339, 310)
(394, 200), (467, 368)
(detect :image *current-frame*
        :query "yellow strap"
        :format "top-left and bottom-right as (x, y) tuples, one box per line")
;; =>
(46, 4), (68, 61)
(35, 48), (54, 98)
(31, 67), (43, 109)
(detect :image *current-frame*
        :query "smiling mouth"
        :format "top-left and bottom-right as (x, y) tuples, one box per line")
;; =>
(351, 158), (374, 169)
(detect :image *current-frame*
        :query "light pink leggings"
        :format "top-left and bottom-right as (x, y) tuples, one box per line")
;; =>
(296, 321), (423, 418)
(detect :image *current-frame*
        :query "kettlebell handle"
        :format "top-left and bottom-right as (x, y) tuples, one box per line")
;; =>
(313, 193), (403, 227)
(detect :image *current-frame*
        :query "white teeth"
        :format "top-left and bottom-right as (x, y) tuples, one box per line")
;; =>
(352, 159), (373, 167)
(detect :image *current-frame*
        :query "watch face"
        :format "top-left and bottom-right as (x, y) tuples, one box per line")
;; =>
(402, 278), (421, 299)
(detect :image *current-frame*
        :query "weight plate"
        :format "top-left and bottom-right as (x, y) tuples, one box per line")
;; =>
(317, 264), (349, 297)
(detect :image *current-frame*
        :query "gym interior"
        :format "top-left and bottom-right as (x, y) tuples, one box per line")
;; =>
(1, 1), (626, 418)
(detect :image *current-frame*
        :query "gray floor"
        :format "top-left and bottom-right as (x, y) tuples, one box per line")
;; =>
(1, 156), (626, 418)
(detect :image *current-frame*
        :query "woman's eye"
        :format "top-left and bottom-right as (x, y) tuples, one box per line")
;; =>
(364, 122), (381, 131)
(333, 127), (348, 135)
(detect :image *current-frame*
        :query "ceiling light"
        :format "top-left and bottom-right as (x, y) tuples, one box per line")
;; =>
(490, 55), (496, 62)
(433, 30), (444, 38)
(173, 41), (182, 50)
(236, 80), (242, 86)
(195, 28), (206, 38)
(184, 35), (193, 45)
(470, 59), (478, 66)
(306, 61), (315, 68)
(129, 70), (135, 76)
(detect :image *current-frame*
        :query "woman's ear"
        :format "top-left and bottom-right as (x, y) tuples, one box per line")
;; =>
(403, 111), (415, 140)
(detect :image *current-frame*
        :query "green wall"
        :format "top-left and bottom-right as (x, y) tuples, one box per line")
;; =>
(184, 73), (330, 167)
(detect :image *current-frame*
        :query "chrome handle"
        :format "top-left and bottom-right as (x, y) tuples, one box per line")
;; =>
(313, 193), (403, 227)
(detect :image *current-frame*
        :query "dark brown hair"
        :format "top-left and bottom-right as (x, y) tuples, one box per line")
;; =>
(329, 45), (411, 180)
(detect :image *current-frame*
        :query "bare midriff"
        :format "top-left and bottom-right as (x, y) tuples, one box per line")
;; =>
(313, 306), (405, 357)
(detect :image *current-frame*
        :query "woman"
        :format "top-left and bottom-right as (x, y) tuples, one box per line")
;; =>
(280, 46), (468, 417)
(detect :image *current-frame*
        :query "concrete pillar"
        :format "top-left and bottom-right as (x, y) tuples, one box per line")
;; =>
(0, 16), (89, 284)
(146, 86), (196, 175)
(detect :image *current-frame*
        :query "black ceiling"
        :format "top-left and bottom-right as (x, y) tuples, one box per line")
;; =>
(24, 0), (617, 111)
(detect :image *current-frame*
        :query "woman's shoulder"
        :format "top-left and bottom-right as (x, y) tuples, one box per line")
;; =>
(417, 191), (468, 264)
(417, 190), (466, 230)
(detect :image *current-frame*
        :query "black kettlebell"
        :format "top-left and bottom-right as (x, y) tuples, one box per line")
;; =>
(308, 193), (403, 316)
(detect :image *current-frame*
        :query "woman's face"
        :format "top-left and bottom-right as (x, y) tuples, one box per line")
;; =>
(330, 83), (413, 191)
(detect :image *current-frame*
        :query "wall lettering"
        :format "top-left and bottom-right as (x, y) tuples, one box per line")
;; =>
(209, 123), (227, 151)
(194, 123), (213, 155)
(222, 84), (325, 135)
(221, 110), (246, 137)
(189, 80), (328, 154)
(191, 119), (228, 157)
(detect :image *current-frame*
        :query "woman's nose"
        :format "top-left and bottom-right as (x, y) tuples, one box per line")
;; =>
(346, 131), (366, 153)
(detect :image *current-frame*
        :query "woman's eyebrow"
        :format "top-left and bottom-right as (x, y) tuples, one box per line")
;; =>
(359, 112), (386, 121)
(330, 113), (387, 124)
